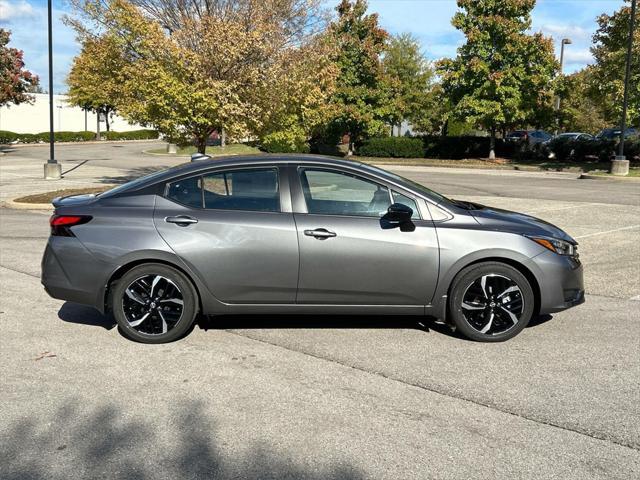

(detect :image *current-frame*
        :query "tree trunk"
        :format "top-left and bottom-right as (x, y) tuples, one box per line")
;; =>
(220, 128), (226, 148)
(196, 136), (207, 154)
(442, 119), (448, 137)
(489, 127), (496, 160)
(105, 110), (110, 132)
(96, 112), (101, 141)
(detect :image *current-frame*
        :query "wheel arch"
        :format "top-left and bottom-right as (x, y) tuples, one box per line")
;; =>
(436, 254), (542, 324)
(103, 256), (204, 315)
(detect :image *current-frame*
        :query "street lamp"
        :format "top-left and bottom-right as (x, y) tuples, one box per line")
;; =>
(612, 0), (637, 176)
(554, 38), (572, 120)
(44, 0), (61, 180)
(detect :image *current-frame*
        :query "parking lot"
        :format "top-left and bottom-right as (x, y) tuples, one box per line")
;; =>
(1, 143), (639, 479)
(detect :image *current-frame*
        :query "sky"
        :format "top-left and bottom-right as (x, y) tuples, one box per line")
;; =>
(0, 0), (626, 93)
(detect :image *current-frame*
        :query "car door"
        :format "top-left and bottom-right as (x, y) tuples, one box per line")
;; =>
(291, 165), (439, 306)
(154, 165), (299, 304)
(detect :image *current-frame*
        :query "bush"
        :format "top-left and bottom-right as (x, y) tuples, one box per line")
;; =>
(0, 130), (19, 144)
(358, 137), (424, 158)
(103, 129), (158, 141)
(547, 137), (615, 162)
(260, 129), (310, 153)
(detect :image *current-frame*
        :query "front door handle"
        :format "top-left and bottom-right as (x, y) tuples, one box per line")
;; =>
(165, 215), (199, 226)
(304, 228), (337, 240)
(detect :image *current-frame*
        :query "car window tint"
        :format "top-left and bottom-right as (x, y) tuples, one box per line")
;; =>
(166, 176), (203, 208)
(300, 169), (391, 217)
(392, 191), (420, 220)
(203, 168), (280, 212)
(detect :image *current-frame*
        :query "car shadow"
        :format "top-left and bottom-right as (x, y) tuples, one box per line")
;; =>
(58, 302), (116, 330)
(57, 301), (553, 339)
(199, 314), (467, 339)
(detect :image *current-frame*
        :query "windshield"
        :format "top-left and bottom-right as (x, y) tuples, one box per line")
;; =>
(359, 163), (451, 205)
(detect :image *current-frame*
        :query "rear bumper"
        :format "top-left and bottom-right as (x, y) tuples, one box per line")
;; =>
(530, 251), (585, 314)
(41, 238), (105, 311)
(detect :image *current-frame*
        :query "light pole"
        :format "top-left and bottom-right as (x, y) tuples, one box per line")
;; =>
(612, 0), (637, 176)
(554, 38), (572, 129)
(44, 0), (61, 179)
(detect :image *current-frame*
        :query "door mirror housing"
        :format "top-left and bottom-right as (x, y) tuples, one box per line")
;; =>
(381, 203), (415, 231)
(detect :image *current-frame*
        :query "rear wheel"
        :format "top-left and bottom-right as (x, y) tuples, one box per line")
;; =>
(448, 262), (534, 342)
(112, 263), (198, 343)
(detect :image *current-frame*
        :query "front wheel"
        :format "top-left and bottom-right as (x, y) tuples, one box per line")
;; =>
(448, 262), (535, 342)
(112, 263), (198, 343)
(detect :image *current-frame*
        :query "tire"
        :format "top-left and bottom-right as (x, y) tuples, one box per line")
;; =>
(448, 262), (535, 342)
(112, 263), (198, 344)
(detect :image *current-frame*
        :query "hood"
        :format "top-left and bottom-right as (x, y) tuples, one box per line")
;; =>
(465, 203), (576, 243)
(52, 193), (99, 208)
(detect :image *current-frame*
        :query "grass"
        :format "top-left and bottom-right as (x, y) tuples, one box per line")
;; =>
(147, 144), (261, 156)
(14, 186), (113, 204)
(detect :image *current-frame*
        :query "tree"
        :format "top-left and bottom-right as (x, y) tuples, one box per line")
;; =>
(588, 0), (640, 127)
(0, 29), (39, 107)
(67, 0), (335, 153)
(437, 0), (558, 158)
(382, 33), (435, 136)
(327, 0), (390, 154)
(557, 69), (608, 134)
(67, 35), (123, 134)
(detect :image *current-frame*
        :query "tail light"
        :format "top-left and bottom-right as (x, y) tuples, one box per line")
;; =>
(49, 215), (92, 236)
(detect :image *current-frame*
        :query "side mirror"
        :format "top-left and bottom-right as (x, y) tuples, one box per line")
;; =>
(381, 203), (414, 231)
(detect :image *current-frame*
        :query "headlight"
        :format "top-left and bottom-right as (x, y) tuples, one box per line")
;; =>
(527, 235), (578, 257)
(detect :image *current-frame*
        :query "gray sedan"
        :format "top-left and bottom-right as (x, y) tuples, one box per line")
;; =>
(42, 156), (584, 343)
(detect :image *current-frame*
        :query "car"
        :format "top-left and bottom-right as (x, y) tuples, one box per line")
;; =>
(42, 155), (584, 344)
(506, 130), (553, 145)
(595, 127), (638, 140)
(551, 132), (594, 142)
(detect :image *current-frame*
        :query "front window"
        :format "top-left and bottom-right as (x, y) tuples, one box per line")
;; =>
(299, 168), (420, 219)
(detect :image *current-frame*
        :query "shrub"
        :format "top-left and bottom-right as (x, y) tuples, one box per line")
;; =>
(260, 128), (310, 153)
(358, 137), (424, 158)
(547, 137), (615, 162)
(0, 130), (19, 144)
(104, 129), (158, 141)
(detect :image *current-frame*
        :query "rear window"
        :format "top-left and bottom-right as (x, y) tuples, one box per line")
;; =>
(165, 168), (280, 212)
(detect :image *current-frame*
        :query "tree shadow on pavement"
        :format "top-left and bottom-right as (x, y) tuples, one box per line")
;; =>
(0, 400), (365, 480)
(96, 166), (169, 185)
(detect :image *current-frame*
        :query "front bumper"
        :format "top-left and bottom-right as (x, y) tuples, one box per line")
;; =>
(530, 250), (585, 314)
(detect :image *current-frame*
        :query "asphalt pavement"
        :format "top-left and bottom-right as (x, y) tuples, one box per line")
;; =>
(1, 143), (639, 479)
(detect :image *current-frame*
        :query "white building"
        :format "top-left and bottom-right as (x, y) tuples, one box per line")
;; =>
(0, 93), (144, 134)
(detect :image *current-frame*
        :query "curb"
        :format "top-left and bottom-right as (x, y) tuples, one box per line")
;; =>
(579, 173), (640, 182)
(1, 199), (53, 210)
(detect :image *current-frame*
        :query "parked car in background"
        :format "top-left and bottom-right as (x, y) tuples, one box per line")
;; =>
(551, 132), (594, 142)
(506, 130), (552, 145)
(42, 156), (584, 344)
(595, 127), (638, 140)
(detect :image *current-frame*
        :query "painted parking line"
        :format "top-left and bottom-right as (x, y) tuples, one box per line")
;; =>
(524, 203), (600, 214)
(574, 225), (640, 239)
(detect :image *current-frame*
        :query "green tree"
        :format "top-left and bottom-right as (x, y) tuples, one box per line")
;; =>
(67, 0), (335, 153)
(67, 35), (123, 135)
(588, 0), (640, 127)
(557, 69), (608, 134)
(438, 0), (558, 158)
(382, 33), (435, 136)
(328, 0), (390, 154)
(0, 29), (39, 107)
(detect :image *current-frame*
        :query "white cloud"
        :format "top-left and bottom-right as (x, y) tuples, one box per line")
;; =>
(564, 48), (593, 64)
(0, 0), (35, 22)
(537, 23), (591, 41)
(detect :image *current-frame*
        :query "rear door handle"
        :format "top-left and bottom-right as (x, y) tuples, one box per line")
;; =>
(165, 215), (199, 226)
(304, 228), (337, 239)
